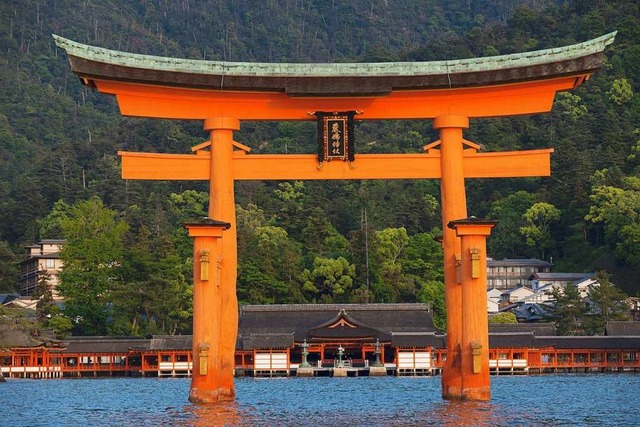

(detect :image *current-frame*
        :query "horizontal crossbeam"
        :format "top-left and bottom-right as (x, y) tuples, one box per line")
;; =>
(118, 149), (553, 181)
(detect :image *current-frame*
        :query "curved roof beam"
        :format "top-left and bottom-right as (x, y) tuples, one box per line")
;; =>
(54, 33), (616, 97)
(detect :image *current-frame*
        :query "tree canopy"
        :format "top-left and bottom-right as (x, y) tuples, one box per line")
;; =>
(1, 0), (639, 336)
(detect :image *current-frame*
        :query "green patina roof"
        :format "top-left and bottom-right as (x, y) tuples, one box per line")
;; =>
(53, 32), (616, 78)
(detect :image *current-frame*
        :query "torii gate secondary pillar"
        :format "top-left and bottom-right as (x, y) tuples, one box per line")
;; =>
(186, 219), (232, 403)
(446, 218), (497, 401)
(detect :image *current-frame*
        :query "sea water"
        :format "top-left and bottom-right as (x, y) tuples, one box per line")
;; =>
(2, 375), (638, 426)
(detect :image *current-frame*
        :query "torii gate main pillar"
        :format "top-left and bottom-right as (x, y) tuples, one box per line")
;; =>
(187, 117), (240, 403)
(435, 115), (470, 399)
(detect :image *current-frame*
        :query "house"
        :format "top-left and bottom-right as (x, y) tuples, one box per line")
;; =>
(574, 277), (599, 299)
(0, 293), (19, 305)
(521, 284), (556, 304)
(487, 288), (503, 314)
(2, 296), (39, 310)
(19, 240), (65, 299)
(529, 272), (592, 292)
(512, 303), (551, 323)
(487, 258), (552, 290)
(487, 288), (502, 304)
(500, 286), (534, 304)
(626, 297), (640, 322)
(487, 298), (500, 314)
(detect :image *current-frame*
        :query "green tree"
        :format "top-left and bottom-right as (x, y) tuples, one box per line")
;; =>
(547, 285), (588, 336)
(402, 231), (444, 283)
(489, 312), (517, 324)
(488, 191), (536, 258)
(520, 202), (560, 259)
(32, 272), (55, 324)
(583, 271), (630, 335)
(301, 207), (349, 260)
(237, 225), (304, 304)
(417, 280), (446, 330)
(585, 176), (640, 269)
(38, 200), (71, 239)
(0, 241), (19, 293)
(57, 197), (128, 335)
(607, 78), (634, 105)
(112, 228), (192, 336)
(47, 315), (73, 339)
(303, 257), (355, 303)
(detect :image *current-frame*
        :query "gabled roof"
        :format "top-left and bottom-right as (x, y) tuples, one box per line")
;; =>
(502, 286), (534, 296)
(54, 33), (616, 97)
(307, 309), (391, 342)
(487, 288), (503, 297)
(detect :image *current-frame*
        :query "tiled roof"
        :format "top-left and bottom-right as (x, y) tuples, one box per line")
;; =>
(605, 321), (640, 336)
(536, 336), (640, 350)
(488, 259), (552, 268)
(149, 335), (191, 350)
(238, 303), (438, 349)
(489, 323), (555, 336)
(54, 336), (150, 353)
(531, 273), (593, 281)
(489, 332), (536, 348)
(239, 333), (294, 350)
(391, 332), (443, 348)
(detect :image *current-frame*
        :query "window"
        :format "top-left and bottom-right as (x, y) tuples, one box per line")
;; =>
(46, 259), (55, 269)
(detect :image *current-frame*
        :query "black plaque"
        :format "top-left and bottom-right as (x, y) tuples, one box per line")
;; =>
(315, 111), (356, 163)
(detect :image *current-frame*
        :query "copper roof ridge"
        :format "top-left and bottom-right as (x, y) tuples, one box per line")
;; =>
(53, 32), (616, 78)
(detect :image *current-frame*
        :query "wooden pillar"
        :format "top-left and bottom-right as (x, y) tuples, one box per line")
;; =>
(434, 115), (469, 399)
(448, 218), (496, 400)
(185, 116), (240, 403)
(186, 219), (232, 403)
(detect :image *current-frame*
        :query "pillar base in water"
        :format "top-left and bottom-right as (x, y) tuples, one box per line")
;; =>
(189, 387), (235, 404)
(443, 385), (490, 401)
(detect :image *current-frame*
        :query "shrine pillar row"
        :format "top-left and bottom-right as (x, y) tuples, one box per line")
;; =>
(434, 115), (468, 399)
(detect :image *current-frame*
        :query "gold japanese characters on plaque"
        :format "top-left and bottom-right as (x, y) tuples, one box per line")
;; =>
(314, 111), (356, 164)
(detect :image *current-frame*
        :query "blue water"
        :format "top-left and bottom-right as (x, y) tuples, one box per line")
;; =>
(1, 375), (638, 426)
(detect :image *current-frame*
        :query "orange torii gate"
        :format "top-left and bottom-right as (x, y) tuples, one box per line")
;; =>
(55, 32), (615, 402)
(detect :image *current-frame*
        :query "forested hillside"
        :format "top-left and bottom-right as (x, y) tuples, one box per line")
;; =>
(1, 1), (639, 336)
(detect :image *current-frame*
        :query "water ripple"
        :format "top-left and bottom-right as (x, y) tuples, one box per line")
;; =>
(1, 374), (638, 426)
